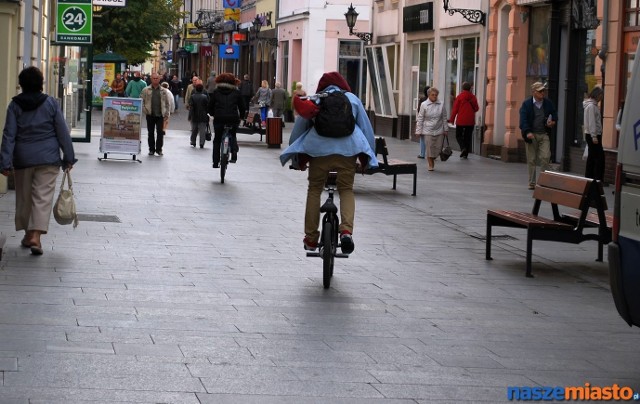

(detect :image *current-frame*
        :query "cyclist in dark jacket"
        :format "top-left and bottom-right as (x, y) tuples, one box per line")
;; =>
(188, 83), (209, 148)
(208, 73), (242, 167)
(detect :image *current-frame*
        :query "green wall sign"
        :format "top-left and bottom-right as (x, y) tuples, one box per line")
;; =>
(56, 0), (92, 44)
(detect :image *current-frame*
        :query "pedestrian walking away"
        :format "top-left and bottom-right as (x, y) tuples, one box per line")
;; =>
(280, 71), (378, 255)
(254, 80), (272, 126)
(208, 73), (242, 167)
(583, 86), (605, 181)
(270, 82), (288, 126)
(140, 73), (173, 156)
(449, 82), (479, 159)
(519, 82), (557, 189)
(415, 87), (448, 171)
(0, 66), (77, 255)
(416, 86), (430, 159)
(188, 82), (209, 149)
(238, 74), (253, 121)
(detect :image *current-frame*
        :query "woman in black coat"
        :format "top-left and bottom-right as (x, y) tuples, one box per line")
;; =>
(208, 73), (242, 167)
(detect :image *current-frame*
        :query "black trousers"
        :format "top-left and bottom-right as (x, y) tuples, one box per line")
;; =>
(146, 115), (164, 153)
(212, 123), (239, 165)
(585, 134), (605, 181)
(455, 125), (474, 155)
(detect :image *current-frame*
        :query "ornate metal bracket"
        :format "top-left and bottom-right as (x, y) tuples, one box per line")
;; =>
(443, 0), (486, 26)
(349, 31), (372, 43)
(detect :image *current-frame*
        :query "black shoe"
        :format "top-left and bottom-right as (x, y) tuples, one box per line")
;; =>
(156, 151), (163, 156)
(417, 155), (425, 159)
(191, 143), (196, 147)
(212, 163), (219, 168)
(340, 232), (354, 254)
(200, 145), (204, 149)
(148, 151), (155, 156)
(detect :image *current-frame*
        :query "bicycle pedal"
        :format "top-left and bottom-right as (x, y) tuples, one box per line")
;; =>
(306, 252), (321, 257)
(335, 253), (350, 258)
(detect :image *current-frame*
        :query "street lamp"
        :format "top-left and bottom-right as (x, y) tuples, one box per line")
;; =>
(443, 0), (486, 26)
(344, 4), (372, 43)
(252, 16), (278, 47)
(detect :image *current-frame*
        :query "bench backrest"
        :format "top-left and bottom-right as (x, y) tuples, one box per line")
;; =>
(533, 171), (593, 211)
(374, 137), (390, 165)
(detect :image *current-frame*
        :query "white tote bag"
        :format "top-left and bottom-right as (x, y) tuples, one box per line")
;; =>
(53, 170), (79, 228)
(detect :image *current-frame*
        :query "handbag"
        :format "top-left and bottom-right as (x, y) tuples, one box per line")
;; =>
(205, 123), (212, 141)
(439, 135), (453, 161)
(53, 170), (79, 228)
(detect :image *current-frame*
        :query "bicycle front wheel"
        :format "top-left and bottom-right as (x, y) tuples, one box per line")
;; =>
(322, 222), (334, 289)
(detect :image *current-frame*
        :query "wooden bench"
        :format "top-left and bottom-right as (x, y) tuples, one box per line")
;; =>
(360, 137), (417, 196)
(486, 171), (609, 277)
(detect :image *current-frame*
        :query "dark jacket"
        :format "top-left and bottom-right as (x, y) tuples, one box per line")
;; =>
(519, 97), (558, 143)
(189, 90), (209, 123)
(1, 93), (77, 170)
(239, 79), (253, 97)
(208, 83), (241, 124)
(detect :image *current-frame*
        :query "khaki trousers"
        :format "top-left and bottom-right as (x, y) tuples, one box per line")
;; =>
(14, 165), (60, 233)
(305, 155), (357, 242)
(525, 133), (550, 186)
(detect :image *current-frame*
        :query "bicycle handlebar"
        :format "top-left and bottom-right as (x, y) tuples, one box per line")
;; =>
(298, 93), (329, 101)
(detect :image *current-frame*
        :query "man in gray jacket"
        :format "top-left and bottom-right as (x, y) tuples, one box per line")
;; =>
(270, 82), (288, 125)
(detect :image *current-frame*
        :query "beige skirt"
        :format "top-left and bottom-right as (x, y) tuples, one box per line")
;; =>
(425, 134), (444, 158)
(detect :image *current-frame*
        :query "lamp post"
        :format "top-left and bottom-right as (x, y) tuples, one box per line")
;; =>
(252, 16), (278, 47)
(344, 4), (372, 44)
(442, 0), (486, 26)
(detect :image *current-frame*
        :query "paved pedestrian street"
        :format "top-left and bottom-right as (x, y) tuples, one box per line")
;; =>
(0, 109), (638, 403)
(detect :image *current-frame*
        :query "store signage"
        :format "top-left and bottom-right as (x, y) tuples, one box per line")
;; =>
(93, 0), (126, 6)
(56, 0), (92, 44)
(403, 2), (433, 33)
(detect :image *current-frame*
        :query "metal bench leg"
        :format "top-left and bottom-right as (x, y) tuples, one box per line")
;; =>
(392, 174), (397, 190)
(412, 172), (417, 196)
(596, 240), (604, 262)
(526, 233), (534, 278)
(486, 218), (493, 260)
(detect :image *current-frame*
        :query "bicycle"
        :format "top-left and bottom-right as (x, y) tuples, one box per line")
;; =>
(219, 124), (234, 184)
(306, 171), (349, 289)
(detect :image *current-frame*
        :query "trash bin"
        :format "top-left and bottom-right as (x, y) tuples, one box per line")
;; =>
(266, 117), (283, 148)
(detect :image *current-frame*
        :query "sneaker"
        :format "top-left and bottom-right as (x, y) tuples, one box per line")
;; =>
(417, 155), (425, 159)
(340, 231), (354, 254)
(212, 163), (219, 168)
(148, 151), (155, 156)
(191, 143), (196, 147)
(303, 236), (318, 251)
(156, 151), (163, 156)
(528, 184), (535, 190)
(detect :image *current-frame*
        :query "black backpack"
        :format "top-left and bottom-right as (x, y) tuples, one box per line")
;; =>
(313, 91), (356, 138)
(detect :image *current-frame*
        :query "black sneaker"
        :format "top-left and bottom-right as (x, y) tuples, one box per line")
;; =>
(212, 163), (219, 168)
(340, 232), (354, 254)
(156, 151), (163, 156)
(148, 151), (155, 156)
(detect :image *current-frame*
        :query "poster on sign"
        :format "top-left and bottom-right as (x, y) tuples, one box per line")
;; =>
(99, 97), (142, 162)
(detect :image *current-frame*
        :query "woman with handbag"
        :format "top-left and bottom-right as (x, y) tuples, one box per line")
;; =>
(254, 80), (272, 127)
(0, 66), (77, 255)
(415, 87), (448, 171)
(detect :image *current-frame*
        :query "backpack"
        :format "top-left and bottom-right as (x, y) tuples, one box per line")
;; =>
(313, 91), (356, 138)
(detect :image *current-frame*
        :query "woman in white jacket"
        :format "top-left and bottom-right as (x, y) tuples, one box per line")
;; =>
(415, 87), (448, 171)
(583, 86), (604, 181)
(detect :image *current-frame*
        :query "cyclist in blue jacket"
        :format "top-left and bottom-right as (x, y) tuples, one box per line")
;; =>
(280, 72), (378, 254)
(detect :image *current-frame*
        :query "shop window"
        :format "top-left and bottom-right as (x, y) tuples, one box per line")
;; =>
(526, 6), (552, 88)
(445, 37), (479, 115)
(281, 41), (289, 91)
(625, 0), (640, 28)
(366, 44), (398, 117)
(338, 41), (367, 101)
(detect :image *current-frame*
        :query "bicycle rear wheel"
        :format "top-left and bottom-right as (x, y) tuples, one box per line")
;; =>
(322, 223), (334, 289)
(220, 138), (228, 183)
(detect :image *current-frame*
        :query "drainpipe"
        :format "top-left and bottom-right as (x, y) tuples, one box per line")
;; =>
(597, 0), (609, 117)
